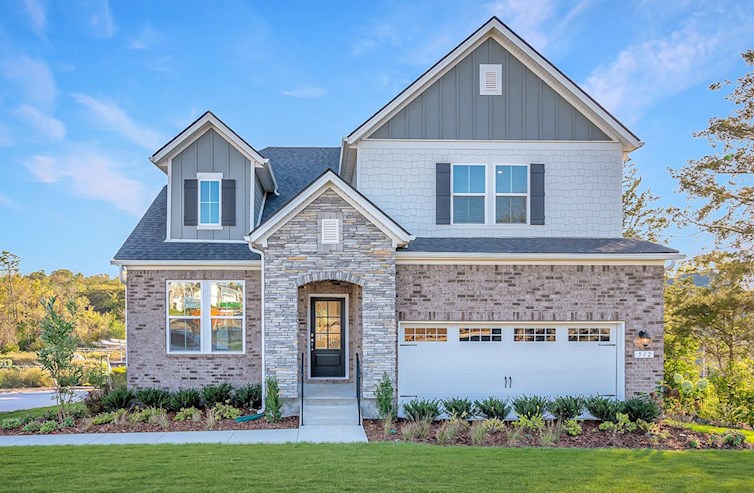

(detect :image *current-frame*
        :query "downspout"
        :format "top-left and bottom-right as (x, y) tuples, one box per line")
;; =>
(118, 265), (128, 371)
(246, 238), (266, 410)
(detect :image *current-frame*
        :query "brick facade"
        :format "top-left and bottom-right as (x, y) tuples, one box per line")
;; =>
(126, 269), (262, 389)
(258, 188), (397, 400)
(396, 263), (665, 396)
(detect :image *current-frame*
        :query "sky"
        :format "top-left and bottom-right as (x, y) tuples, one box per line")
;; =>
(0, 0), (752, 276)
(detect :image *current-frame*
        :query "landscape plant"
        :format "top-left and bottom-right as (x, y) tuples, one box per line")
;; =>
(402, 399), (441, 422)
(563, 419), (582, 436)
(36, 297), (82, 422)
(174, 407), (202, 422)
(375, 372), (396, 421)
(264, 377), (282, 423)
(474, 396), (511, 420)
(169, 389), (202, 411)
(232, 383), (262, 410)
(512, 395), (549, 419)
(442, 397), (474, 420)
(435, 419), (467, 444)
(201, 383), (234, 406)
(512, 414), (545, 432)
(100, 387), (134, 412)
(623, 396), (661, 423)
(585, 396), (625, 422)
(212, 403), (242, 420)
(547, 396), (584, 421)
(135, 388), (171, 409)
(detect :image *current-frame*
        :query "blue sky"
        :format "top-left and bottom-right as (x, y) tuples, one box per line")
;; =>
(0, 0), (752, 275)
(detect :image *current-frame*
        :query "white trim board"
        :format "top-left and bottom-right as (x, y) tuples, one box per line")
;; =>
(395, 251), (684, 265)
(111, 260), (261, 269)
(247, 170), (413, 248)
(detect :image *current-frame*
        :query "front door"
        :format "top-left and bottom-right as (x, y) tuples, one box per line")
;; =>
(309, 297), (346, 378)
(310, 297), (346, 378)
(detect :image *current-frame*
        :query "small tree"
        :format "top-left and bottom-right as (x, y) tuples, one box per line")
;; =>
(622, 160), (668, 243)
(36, 297), (82, 422)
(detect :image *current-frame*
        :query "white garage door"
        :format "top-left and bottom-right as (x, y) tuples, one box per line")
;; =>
(398, 323), (623, 410)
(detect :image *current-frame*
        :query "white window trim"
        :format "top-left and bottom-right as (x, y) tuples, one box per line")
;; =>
(197, 172), (223, 230)
(450, 163), (487, 225)
(494, 164), (529, 225)
(165, 280), (246, 355)
(450, 163), (532, 226)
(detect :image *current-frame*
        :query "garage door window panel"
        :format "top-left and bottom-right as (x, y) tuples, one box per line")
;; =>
(460, 328), (502, 342)
(514, 327), (556, 342)
(404, 327), (447, 342)
(568, 327), (611, 342)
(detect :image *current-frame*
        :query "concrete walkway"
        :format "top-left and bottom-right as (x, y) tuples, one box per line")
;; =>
(0, 425), (368, 447)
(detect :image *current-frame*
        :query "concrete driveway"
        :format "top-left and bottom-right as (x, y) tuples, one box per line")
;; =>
(0, 389), (89, 413)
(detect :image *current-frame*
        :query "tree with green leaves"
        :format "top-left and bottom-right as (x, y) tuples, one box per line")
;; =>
(37, 297), (83, 422)
(623, 159), (669, 243)
(669, 50), (754, 255)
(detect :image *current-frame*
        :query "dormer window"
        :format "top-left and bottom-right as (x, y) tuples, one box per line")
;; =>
(197, 172), (222, 229)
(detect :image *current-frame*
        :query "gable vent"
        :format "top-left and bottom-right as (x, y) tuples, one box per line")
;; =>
(479, 64), (502, 96)
(321, 218), (340, 244)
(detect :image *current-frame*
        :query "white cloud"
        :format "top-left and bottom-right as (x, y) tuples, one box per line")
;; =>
(0, 193), (15, 208)
(84, 0), (116, 38)
(281, 86), (328, 99)
(26, 151), (148, 216)
(582, 15), (746, 124)
(23, 0), (46, 37)
(1, 55), (57, 109)
(128, 23), (159, 50)
(72, 93), (163, 150)
(13, 104), (65, 141)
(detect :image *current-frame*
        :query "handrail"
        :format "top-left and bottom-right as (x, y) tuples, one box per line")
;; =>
(300, 352), (305, 427)
(356, 353), (362, 425)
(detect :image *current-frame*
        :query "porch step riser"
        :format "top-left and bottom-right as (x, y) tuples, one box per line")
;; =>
(303, 398), (358, 406)
(302, 403), (360, 426)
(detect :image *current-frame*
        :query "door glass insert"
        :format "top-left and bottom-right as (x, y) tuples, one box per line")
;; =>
(314, 300), (342, 350)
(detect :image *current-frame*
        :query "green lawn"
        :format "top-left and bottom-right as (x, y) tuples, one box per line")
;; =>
(0, 405), (58, 420)
(667, 420), (754, 444)
(0, 443), (752, 492)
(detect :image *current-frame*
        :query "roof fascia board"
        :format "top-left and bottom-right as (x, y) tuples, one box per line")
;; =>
(396, 251), (685, 265)
(248, 171), (412, 248)
(111, 260), (261, 269)
(345, 18), (641, 151)
(151, 112), (269, 168)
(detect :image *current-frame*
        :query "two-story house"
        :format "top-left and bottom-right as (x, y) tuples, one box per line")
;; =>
(112, 17), (681, 423)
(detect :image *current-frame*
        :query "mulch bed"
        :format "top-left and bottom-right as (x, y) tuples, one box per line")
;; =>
(363, 419), (752, 450)
(0, 413), (298, 436)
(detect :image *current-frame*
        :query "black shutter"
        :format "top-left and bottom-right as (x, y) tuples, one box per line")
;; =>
(222, 179), (236, 226)
(436, 163), (451, 225)
(530, 163), (545, 225)
(183, 179), (197, 226)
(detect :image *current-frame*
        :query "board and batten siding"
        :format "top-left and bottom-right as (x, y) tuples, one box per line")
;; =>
(170, 129), (252, 240)
(369, 39), (610, 142)
(253, 174), (265, 227)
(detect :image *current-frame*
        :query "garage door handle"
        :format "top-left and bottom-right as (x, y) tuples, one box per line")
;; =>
(504, 376), (508, 388)
(510, 376), (512, 388)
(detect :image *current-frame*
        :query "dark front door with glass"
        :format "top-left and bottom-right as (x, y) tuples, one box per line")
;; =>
(310, 297), (346, 378)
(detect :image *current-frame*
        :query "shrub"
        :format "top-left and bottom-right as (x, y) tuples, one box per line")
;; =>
(213, 403), (242, 420)
(129, 407), (167, 425)
(135, 388), (171, 409)
(264, 377), (282, 423)
(111, 366), (127, 388)
(232, 384), (262, 410)
(60, 416), (75, 428)
(402, 399), (441, 422)
(480, 418), (506, 434)
(100, 387), (134, 411)
(436, 419), (468, 444)
(83, 389), (107, 414)
(401, 419), (431, 440)
(92, 412), (114, 425)
(512, 395), (549, 419)
(474, 396), (511, 420)
(375, 373), (396, 421)
(470, 421), (488, 445)
(688, 438), (701, 449)
(540, 421), (562, 446)
(1, 418), (22, 430)
(564, 419), (582, 436)
(22, 421), (41, 433)
(169, 389), (202, 412)
(624, 396), (661, 423)
(0, 367), (53, 388)
(39, 420), (58, 434)
(585, 396), (625, 422)
(722, 431), (745, 448)
(69, 403), (88, 419)
(201, 383), (234, 406)
(174, 407), (202, 422)
(6, 352), (37, 366)
(548, 396), (584, 421)
(112, 409), (129, 426)
(598, 421), (616, 432)
(513, 414), (545, 432)
(442, 397), (474, 420)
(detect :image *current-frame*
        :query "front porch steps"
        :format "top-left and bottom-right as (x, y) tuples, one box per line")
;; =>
(301, 383), (360, 426)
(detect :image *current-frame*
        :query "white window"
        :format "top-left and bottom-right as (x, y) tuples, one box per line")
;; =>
(495, 165), (528, 224)
(404, 327), (447, 342)
(568, 327), (611, 342)
(452, 164), (486, 224)
(321, 218), (340, 244)
(479, 64), (502, 95)
(514, 327), (556, 342)
(460, 328), (502, 342)
(166, 280), (244, 354)
(197, 172), (222, 229)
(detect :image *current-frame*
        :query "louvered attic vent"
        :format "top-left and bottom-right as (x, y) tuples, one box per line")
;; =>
(479, 64), (502, 96)
(321, 218), (340, 244)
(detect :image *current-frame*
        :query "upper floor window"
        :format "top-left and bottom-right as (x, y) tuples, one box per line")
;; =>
(452, 164), (485, 224)
(495, 165), (528, 224)
(197, 173), (222, 228)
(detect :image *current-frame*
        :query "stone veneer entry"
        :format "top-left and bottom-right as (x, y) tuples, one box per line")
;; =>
(257, 189), (397, 406)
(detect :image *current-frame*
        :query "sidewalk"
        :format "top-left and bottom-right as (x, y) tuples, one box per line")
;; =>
(0, 425), (368, 446)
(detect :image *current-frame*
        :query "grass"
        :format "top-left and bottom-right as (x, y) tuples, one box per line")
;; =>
(667, 420), (754, 444)
(0, 443), (752, 492)
(0, 403), (86, 420)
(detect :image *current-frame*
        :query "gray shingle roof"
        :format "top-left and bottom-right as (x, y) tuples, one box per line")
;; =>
(258, 147), (340, 223)
(112, 187), (260, 261)
(401, 237), (679, 254)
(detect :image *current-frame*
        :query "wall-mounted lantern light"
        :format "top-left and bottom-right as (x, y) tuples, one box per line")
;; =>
(637, 330), (651, 349)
